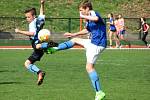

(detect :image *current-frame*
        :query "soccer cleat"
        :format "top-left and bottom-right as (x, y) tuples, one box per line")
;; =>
(109, 45), (113, 48)
(95, 91), (105, 100)
(37, 71), (46, 86)
(48, 41), (58, 47)
(147, 44), (150, 48)
(46, 47), (57, 54)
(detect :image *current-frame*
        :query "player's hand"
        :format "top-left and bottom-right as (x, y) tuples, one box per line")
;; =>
(80, 12), (86, 18)
(137, 29), (140, 31)
(40, 0), (45, 4)
(15, 28), (20, 33)
(137, 29), (142, 31)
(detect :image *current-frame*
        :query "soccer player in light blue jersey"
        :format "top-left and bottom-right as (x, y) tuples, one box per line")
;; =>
(47, 1), (106, 99)
(15, 0), (47, 85)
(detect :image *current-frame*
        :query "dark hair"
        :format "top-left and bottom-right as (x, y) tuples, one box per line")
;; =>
(24, 8), (36, 16)
(110, 13), (114, 18)
(79, 0), (93, 10)
(142, 17), (146, 22)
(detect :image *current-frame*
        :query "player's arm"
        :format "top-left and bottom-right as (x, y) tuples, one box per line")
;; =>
(80, 12), (98, 22)
(40, 0), (45, 15)
(106, 22), (110, 24)
(137, 27), (142, 31)
(15, 29), (34, 36)
(64, 29), (88, 37)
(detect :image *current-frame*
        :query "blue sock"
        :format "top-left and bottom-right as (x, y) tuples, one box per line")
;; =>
(27, 64), (40, 73)
(88, 71), (101, 92)
(57, 41), (74, 50)
(41, 42), (48, 49)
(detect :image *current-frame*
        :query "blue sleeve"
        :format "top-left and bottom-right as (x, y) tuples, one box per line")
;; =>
(33, 15), (45, 41)
(36, 16), (45, 31)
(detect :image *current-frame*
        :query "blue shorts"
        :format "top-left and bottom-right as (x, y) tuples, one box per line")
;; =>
(110, 25), (116, 32)
(119, 30), (125, 35)
(110, 29), (116, 32)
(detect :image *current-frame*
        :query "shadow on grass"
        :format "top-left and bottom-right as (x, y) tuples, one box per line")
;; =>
(0, 70), (17, 73)
(0, 82), (23, 85)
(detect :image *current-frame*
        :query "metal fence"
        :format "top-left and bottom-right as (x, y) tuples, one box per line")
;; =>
(0, 17), (150, 45)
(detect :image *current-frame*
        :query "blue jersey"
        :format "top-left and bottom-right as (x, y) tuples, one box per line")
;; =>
(109, 18), (116, 31)
(86, 11), (107, 47)
(29, 15), (45, 49)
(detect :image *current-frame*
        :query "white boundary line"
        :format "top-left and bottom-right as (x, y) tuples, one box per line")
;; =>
(106, 48), (150, 50)
(0, 48), (32, 50)
(0, 48), (150, 50)
(72, 48), (150, 50)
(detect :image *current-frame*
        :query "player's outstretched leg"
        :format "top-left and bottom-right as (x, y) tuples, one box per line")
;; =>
(46, 40), (75, 54)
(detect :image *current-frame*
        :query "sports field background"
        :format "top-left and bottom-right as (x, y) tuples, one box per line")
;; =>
(0, 0), (150, 47)
(0, 0), (150, 100)
(0, 49), (150, 100)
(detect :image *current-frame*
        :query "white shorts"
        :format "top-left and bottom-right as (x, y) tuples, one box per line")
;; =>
(75, 39), (105, 64)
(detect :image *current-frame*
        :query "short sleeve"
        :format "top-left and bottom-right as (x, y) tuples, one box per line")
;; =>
(29, 20), (36, 33)
(90, 11), (97, 17)
(36, 15), (45, 32)
(38, 15), (45, 20)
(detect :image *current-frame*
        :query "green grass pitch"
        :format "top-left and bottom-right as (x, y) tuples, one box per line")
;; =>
(0, 49), (150, 100)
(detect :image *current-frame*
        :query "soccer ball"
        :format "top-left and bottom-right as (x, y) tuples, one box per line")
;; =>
(38, 29), (51, 42)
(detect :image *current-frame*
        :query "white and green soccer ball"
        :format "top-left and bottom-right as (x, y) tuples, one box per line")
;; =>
(38, 29), (51, 42)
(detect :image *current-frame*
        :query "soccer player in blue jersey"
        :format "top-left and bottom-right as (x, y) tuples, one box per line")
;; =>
(15, 0), (48, 85)
(107, 13), (120, 48)
(47, 1), (106, 99)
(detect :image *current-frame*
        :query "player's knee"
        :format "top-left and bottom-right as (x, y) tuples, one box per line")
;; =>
(86, 66), (93, 72)
(86, 63), (95, 72)
(70, 38), (79, 43)
(109, 32), (112, 37)
(24, 60), (31, 68)
(86, 67), (90, 72)
(24, 62), (27, 68)
(109, 35), (112, 39)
